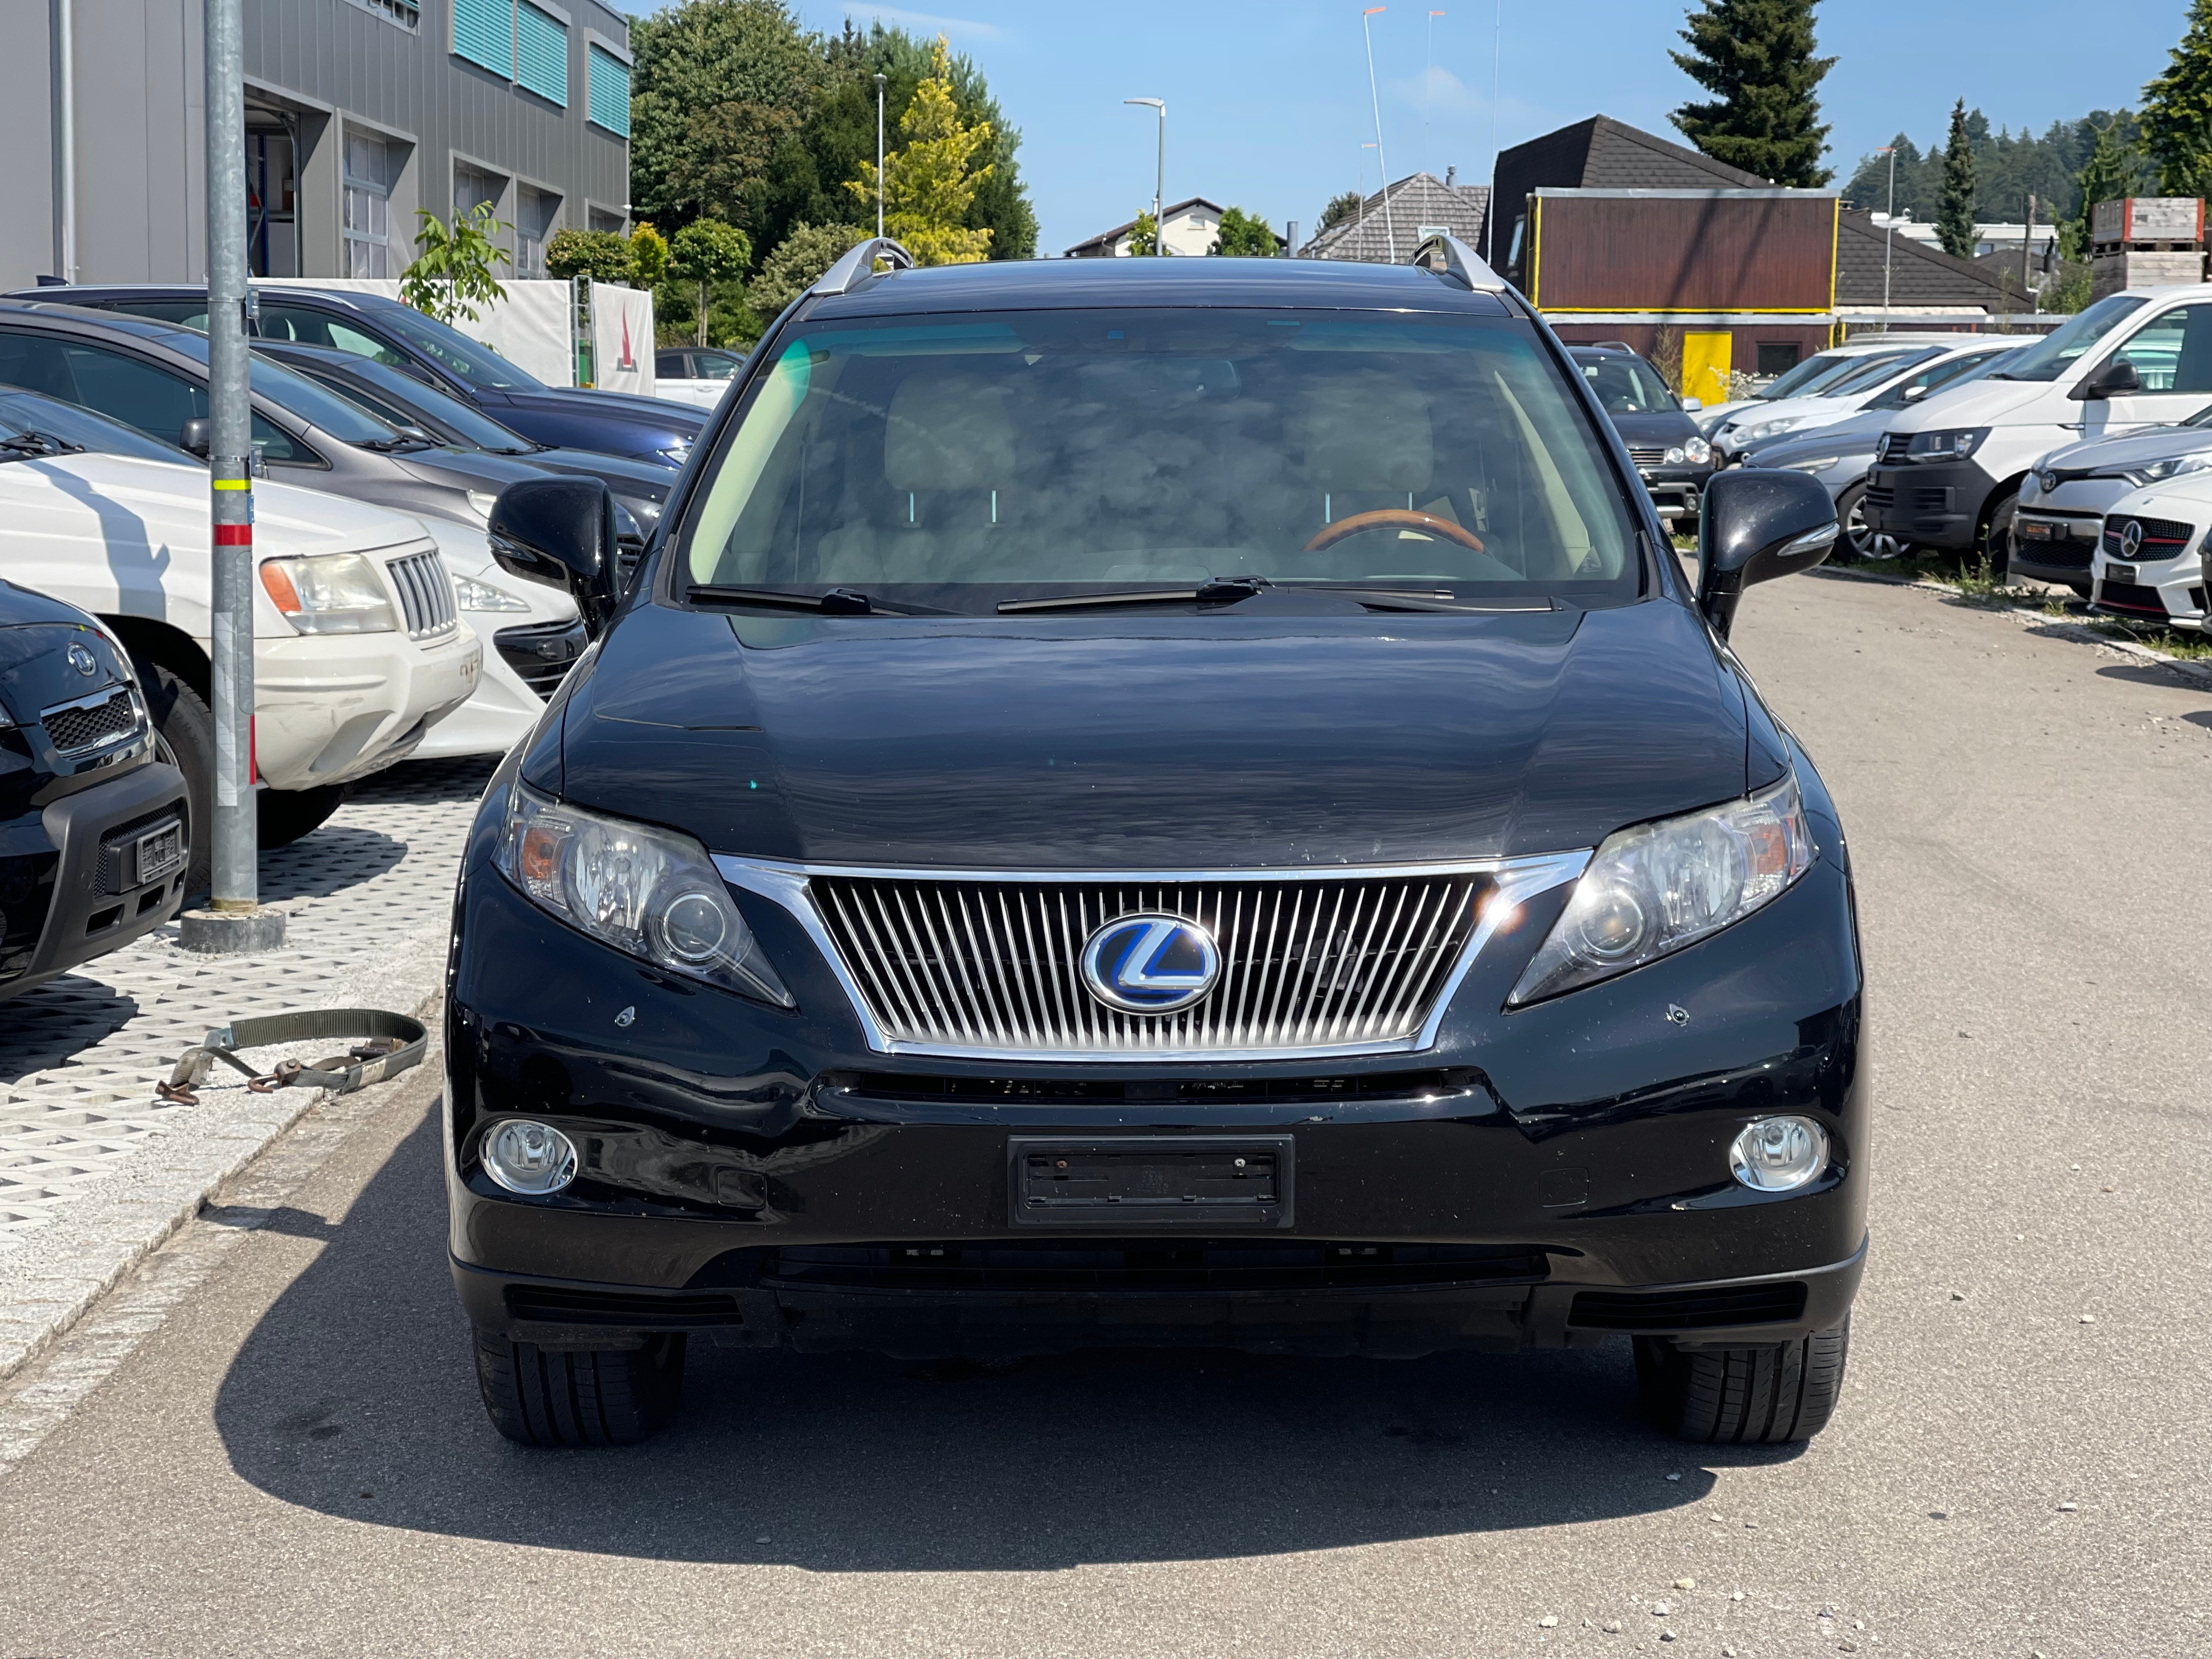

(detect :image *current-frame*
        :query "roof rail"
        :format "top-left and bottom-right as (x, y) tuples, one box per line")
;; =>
(811, 236), (917, 297)
(1409, 233), (1508, 294)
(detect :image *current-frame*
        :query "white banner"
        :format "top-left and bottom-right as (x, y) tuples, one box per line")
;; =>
(590, 282), (657, 398)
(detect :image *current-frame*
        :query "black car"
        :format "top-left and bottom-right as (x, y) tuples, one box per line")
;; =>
(0, 582), (189, 999)
(11, 284), (703, 471)
(1568, 343), (1715, 531)
(450, 240), (1861, 1449)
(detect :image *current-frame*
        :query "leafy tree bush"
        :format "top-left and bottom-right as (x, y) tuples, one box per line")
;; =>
(1670, 0), (1835, 187)
(399, 204), (509, 324)
(1125, 211), (1158, 257)
(746, 221), (867, 317)
(846, 38), (992, 265)
(2069, 117), (2152, 256)
(629, 222), (671, 290)
(546, 228), (635, 285)
(1209, 207), (1280, 256)
(1316, 190), (1364, 235)
(669, 218), (753, 346)
(2142, 0), (2212, 196)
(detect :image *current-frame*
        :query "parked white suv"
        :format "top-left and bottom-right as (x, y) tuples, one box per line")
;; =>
(0, 431), (481, 880)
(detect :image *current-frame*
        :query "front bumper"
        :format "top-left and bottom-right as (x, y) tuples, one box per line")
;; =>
(2011, 510), (2100, 586)
(0, 758), (188, 997)
(2091, 550), (2207, 629)
(1863, 456), (2001, 549)
(254, 623), (482, 789)
(443, 764), (1871, 1359)
(1637, 465), (1713, 523)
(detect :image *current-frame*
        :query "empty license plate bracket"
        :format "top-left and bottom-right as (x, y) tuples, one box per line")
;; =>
(1008, 1136), (1294, 1229)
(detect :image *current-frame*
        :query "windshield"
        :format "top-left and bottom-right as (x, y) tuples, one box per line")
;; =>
(0, 390), (193, 462)
(1865, 348), (2011, 411)
(291, 356), (535, 452)
(160, 330), (410, 444)
(1989, 296), (2149, 383)
(371, 306), (546, 392)
(1758, 349), (1874, 400)
(1572, 352), (1679, 413)
(1819, 348), (1943, 398)
(680, 308), (1643, 610)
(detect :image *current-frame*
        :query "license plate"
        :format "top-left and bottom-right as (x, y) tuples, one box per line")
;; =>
(1008, 1136), (1293, 1228)
(134, 821), (184, 884)
(2107, 563), (2136, 580)
(2017, 520), (2055, 542)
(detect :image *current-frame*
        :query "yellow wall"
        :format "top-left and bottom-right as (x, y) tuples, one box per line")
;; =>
(1681, 331), (1733, 405)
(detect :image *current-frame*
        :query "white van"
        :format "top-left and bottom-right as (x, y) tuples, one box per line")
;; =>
(1863, 286), (2212, 572)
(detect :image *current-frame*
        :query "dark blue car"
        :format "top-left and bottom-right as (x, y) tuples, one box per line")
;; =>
(449, 239), (1861, 1450)
(10, 283), (702, 471)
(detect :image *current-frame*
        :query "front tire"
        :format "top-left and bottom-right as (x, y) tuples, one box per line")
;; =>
(1983, 489), (2018, 580)
(256, 782), (349, 849)
(1834, 480), (1903, 563)
(472, 1328), (687, 1447)
(1634, 1317), (1849, 1443)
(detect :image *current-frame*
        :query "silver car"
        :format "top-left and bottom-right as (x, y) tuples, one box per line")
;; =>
(2013, 409), (2212, 594)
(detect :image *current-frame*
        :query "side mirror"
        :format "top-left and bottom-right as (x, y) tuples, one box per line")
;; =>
(1902, 383), (1929, 400)
(1681, 397), (1703, 412)
(2071, 359), (2141, 402)
(1694, 468), (1838, 640)
(488, 477), (621, 638)
(177, 417), (211, 458)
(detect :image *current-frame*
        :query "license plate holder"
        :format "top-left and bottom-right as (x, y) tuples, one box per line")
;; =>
(1008, 1136), (1294, 1228)
(132, 820), (184, 885)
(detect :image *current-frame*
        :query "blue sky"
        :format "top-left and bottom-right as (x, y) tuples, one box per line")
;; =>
(625, 2), (2194, 254)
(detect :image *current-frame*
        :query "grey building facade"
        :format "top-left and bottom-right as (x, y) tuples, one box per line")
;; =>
(1, 0), (632, 292)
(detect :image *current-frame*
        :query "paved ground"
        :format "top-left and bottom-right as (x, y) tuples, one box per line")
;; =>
(0, 574), (2205, 1658)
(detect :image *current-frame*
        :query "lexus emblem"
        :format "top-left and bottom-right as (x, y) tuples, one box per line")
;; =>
(1080, 913), (1221, 1015)
(2120, 520), (2146, 558)
(66, 643), (97, 677)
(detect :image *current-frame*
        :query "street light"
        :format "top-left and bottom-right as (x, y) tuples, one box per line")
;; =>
(1361, 8), (1397, 261)
(1125, 98), (1165, 254)
(874, 73), (887, 239)
(1875, 145), (1897, 331)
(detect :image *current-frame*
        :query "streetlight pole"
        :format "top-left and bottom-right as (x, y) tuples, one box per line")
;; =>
(1877, 145), (1897, 333)
(874, 73), (887, 239)
(1487, 0), (1501, 263)
(1361, 8), (1397, 261)
(1125, 98), (1165, 253)
(182, 0), (280, 953)
(1425, 10), (1443, 179)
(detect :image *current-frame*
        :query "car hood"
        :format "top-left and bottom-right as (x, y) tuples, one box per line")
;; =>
(556, 598), (1757, 867)
(504, 387), (705, 432)
(1746, 409), (1891, 465)
(2101, 468), (2212, 521)
(0, 451), (432, 556)
(2036, 425), (2212, 474)
(393, 445), (551, 495)
(1881, 377), (2051, 432)
(1606, 409), (1702, 445)
(528, 447), (678, 500)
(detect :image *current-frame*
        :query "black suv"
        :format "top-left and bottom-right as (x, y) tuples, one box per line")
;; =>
(1568, 343), (1715, 531)
(449, 239), (1863, 1449)
(11, 284), (703, 471)
(0, 582), (188, 998)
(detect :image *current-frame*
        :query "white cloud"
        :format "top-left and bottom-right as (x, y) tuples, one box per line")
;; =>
(826, 4), (1004, 38)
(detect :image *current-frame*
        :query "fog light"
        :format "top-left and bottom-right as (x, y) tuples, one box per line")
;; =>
(482, 1119), (577, 1195)
(1728, 1115), (1828, 1192)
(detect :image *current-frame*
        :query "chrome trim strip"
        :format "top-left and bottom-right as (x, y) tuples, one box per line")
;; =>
(712, 851), (1591, 1065)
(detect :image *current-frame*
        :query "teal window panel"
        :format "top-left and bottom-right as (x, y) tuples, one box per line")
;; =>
(516, 2), (568, 106)
(452, 0), (513, 77)
(588, 45), (630, 137)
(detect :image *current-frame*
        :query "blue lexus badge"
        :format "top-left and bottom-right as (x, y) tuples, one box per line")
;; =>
(1080, 913), (1222, 1015)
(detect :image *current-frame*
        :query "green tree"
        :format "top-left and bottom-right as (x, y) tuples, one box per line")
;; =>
(1937, 100), (1979, 258)
(2070, 115), (2151, 256)
(1316, 190), (1364, 235)
(398, 204), (509, 325)
(746, 221), (867, 317)
(846, 38), (991, 265)
(630, 1), (819, 229)
(545, 228), (635, 284)
(669, 218), (752, 347)
(1124, 211), (1159, 257)
(1209, 207), (1279, 256)
(628, 222), (671, 290)
(2142, 0), (2212, 196)
(1669, 0), (1835, 186)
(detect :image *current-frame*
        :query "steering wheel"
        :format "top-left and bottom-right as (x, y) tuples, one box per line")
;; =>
(1302, 509), (1485, 555)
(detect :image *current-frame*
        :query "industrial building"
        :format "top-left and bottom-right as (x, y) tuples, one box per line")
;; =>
(1, 0), (633, 291)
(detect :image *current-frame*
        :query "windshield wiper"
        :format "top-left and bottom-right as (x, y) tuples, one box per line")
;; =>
(686, 584), (956, 617)
(0, 431), (85, 462)
(997, 577), (1269, 614)
(1000, 578), (1550, 616)
(356, 434), (438, 454)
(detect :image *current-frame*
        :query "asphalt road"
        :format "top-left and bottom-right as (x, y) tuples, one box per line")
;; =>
(0, 573), (2205, 1658)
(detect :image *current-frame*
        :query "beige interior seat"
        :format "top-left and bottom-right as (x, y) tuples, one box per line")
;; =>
(816, 373), (1019, 584)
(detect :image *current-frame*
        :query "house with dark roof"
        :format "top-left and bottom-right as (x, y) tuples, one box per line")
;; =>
(1490, 115), (2022, 398)
(1066, 198), (1258, 258)
(1297, 170), (1489, 263)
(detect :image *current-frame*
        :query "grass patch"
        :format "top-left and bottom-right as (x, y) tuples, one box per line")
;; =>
(2085, 618), (2212, 659)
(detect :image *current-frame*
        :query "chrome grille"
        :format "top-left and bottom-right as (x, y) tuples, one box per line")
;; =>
(386, 549), (459, 640)
(1627, 444), (1671, 467)
(1877, 432), (1911, 463)
(812, 873), (1491, 1058)
(41, 686), (142, 756)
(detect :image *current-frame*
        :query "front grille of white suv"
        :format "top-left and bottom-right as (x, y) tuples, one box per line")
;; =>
(386, 549), (459, 640)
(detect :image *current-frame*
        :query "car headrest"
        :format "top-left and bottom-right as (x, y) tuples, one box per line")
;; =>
(884, 373), (1018, 492)
(1295, 369), (1433, 494)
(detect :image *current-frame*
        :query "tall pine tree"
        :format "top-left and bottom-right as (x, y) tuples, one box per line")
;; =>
(2141, 0), (2212, 196)
(1937, 100), (1978, 258)
(1669, 0), (1835, 185)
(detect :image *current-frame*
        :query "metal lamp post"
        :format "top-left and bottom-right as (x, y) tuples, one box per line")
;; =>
(1361, 8), (1397, 261)
(1877, 145), (1897, 332)
(1125, 98), (1165, 253)
(874, 72), (887, 239)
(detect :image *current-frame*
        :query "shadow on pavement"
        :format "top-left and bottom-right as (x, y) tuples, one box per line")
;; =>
(0, 978), (140, 1079)
(214, 1103), (1798, 1569)
(258, 825), (410, 900)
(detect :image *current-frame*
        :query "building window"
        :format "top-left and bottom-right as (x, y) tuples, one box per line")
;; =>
(514, 187), (559, 278)
(588, 44), (631, 138)
(1756, 341), (1802, 377)
(452, 0), (514, 78)
(346, 0), (420, 28)
(342, 134), (394, 279)
(515, 3), (569, 107)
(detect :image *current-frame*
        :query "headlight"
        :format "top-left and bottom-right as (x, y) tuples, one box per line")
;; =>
(1663, 445), (1686, 465)
(1735, 416), (1808, 446)
(1683, 437), (1712, 466)
(655, 439), (692, 467)
(257, 552), (399, 635)
(453, 574), (533, 612)
(1905, 427), (1989, 461)
(494, 782), (795, 1007)
(2123, 453), (2212, 485)
(1510, 774), (1815, 1005)
(1776, 454), (1845, 474)
(465, 490), (502, 524)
